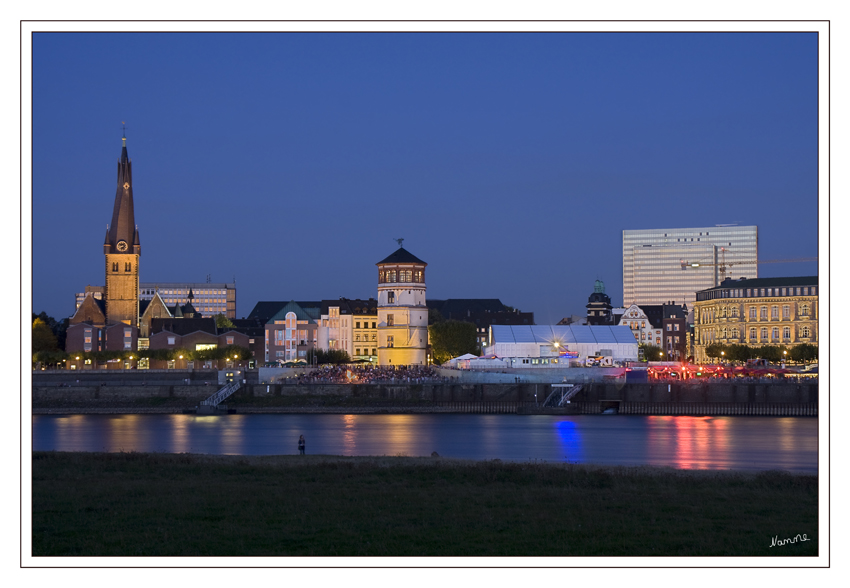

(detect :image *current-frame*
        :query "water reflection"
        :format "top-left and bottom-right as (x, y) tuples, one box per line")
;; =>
(31, 414), (818, 473)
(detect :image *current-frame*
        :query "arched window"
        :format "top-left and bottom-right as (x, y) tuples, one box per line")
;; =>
(800, 304), (810, 317)
(802, 326), (810, 337)
(730, 306), (739, 318)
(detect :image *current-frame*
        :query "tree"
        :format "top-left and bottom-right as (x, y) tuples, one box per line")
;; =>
(428, 307), (444, 325)
(640, 343), (664, 362)
(428, 320), (479, 365)
(33, 312), (68, 350)
(32, 317), (59, 353)
(726, 344), (755, 365)
(758, 345), (782, 363)
(790, 343), (818, 364)
(704, 343), (726, 361)
(214, 313), (235, 329)
(306, 348), (350, 365)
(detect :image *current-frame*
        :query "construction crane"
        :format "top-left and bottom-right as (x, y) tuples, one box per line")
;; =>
(680, 248), (817, 282)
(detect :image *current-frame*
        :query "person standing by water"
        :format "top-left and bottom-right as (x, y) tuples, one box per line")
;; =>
(298, 435), (305, 455)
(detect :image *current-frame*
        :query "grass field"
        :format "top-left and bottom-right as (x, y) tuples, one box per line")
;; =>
(31, 451), (818, 557)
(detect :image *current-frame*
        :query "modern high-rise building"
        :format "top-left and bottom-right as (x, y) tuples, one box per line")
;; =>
(622, 226), (758, 308)
(75, 283), (237, 319)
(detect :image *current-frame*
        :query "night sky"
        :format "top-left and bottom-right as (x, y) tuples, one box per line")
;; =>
(31, 32), (819, 324)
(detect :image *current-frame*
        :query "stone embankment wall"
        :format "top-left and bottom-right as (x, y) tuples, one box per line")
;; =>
(34, 378), (818, 406)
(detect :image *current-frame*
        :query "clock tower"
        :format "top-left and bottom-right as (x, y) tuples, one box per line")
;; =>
(103, 133), (141, 326)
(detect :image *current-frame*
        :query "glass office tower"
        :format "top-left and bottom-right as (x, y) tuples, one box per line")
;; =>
(622, 226), (758, 307)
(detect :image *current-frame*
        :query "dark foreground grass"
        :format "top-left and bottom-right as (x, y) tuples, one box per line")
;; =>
(32, 451), (817, 557)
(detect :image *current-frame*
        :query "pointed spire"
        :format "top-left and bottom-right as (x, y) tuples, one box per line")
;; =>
(107, 132), (138, 253)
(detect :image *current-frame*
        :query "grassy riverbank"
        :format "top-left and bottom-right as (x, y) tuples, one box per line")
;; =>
(31, 451), (818, 557)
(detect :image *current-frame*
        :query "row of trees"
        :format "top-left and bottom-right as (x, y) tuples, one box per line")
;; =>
(34, 345), (252, 369)
(703, 343), (817, 365)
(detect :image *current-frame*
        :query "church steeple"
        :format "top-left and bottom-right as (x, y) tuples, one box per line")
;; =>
(104, 132), (140, 255)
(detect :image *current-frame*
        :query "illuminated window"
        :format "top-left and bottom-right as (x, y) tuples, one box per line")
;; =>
(388, 291), (395, 304)
(750, 328), (757, 340)
(771, 306), (779, 319)
(783, 305), (790, 318)
(783, 327), (791, 340)
(387, 314), (394, 326)
(226, 336), (234, 345)
(760, 328), (768, 340)
(167, 336), (176, 345)
(760, 306), (768, 319)
(801, 326), (810, 337)
(387, 336), (394, 348)
(730, 307), (738, 318)
(749, 307), (757, 319)
(800, 304), (809, 317)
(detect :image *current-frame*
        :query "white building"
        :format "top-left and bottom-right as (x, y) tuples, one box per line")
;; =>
(376, 244), (429, 366)
(485, 324), (638, 364)
(618, 304), (663, 349)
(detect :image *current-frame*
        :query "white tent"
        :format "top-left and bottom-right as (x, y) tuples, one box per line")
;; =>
(444, 353), (478, 367)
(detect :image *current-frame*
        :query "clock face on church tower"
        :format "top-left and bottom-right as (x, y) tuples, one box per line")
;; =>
(116, 240), (128, 252)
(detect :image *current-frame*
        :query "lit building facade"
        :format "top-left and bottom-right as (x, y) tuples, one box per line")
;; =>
(623, 226), (758, 308)
(376, 245), (428, 366)
(76, 282), (236, 319)
(692, 276), (818, 363)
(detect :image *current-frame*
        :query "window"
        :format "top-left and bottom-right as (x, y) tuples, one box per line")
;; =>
(387, 314), (394, 326)
(783, 305), (790, 318)
(674, 324), (680, 331)
(731, 328), (738, 339)
(387, 335), (394, 348)
(372, 348), (376, 355)
(167, 336), (176, 345)
(760, 328), (768, 340)
(388, 291), (395, 304)
(730, 307), (738, 318)
(803, 287), (809, 295)
(355, 322), (360, 329)
(800, 304), (809, 317)
(226, 336), (234, 345)
(801, 326), (810, 338)
(772, 328), (779, 341)
(372, 334), (377, 341)
(372, 322), (376, 329)
(355, 348), (360, 356)
(125, 262), (132, 272)
(666, 324), (672, 331)
(771, 306), (779, 319)
(750, 328), (757, 341)
(760, 306), (768, 319)
(783, 327), (791, 340)
(355, 335), (360, 342)
(112, 262), (119, 272)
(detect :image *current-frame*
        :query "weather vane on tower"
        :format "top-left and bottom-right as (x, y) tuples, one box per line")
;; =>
(395, 238), (404, 248)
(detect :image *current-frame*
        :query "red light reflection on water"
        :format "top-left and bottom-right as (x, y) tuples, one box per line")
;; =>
(646, 416), (729, 470)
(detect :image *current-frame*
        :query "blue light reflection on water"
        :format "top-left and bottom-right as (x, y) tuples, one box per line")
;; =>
(31, 413), (818, 473)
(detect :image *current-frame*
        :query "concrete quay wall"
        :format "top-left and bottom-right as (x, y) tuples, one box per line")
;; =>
(33, 381), (818, 406)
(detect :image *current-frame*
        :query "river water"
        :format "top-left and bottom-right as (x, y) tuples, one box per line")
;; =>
(31, 413), (818, 473)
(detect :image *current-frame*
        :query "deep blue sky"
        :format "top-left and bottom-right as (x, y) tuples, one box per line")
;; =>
(31, 32), (819, 324)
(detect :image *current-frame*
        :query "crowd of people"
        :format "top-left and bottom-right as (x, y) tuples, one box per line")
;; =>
(280, 364), (450, 385)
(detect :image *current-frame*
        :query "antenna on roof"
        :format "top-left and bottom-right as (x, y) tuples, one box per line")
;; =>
(395, 238), (404, 247)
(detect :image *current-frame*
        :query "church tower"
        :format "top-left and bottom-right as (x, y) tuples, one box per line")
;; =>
(376, 242), (428, 366)
(103, 133), (141, 326)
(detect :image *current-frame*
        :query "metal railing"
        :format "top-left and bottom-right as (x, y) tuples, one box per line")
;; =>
(200, 380), (242, 407)
(543, 384), (583, 407)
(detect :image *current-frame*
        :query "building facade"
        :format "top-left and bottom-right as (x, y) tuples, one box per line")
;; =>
(76, 282), (237, 319)
(586, 280), (614, 325)
(618, 304), (664, 352)
(623, 226), (758, 308)
(376, 245), (428, 366)
(692, 276), (818, 363)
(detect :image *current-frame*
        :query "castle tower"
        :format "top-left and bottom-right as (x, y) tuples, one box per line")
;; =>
(376, 243), (428, 366)
(103, 133), (141, 326)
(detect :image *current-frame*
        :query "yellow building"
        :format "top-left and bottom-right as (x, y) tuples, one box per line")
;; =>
(376, 244), (428, 366)
(693, 276), (817, 363)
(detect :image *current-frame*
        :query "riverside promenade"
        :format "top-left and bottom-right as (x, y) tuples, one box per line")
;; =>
(32, 369), (818, 417)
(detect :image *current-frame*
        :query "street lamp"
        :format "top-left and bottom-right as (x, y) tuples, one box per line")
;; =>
(721, 351), (725, 365)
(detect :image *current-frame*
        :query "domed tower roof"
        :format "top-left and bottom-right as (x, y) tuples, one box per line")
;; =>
(376, 247), (427, 266)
